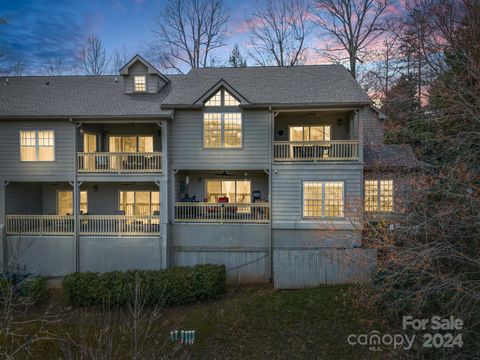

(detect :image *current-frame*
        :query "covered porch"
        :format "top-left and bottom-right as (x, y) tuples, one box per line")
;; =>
(4, 181), (163, 236)
(173, 170), (270, 223)
(273, 110), (360, 161)
(76, 122), (164, 174)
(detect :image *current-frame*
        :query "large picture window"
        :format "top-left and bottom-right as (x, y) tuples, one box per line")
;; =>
(119, 191), (160, 215)
(203, 113), (242, 148)
(109, 136), (153, 153)
(20, 130), (55, 161)
(206, 180), (251, 204)
(303, 181), (344, 218)
(57, 190), (88, 215)
(289, 125), (331, 142)
(365, 180), (393, 212)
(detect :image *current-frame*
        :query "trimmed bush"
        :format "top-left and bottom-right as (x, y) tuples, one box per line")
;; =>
(18, 276), (47, 302)
(62, 264), (226, 307)
(0, 275), (46, 303)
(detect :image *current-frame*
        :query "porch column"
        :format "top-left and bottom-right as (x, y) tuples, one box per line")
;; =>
(357, 109), (364, 162)
(159, 180), (169, 269)
(0, 181), (6, 269)
(160, 119), (169, 269)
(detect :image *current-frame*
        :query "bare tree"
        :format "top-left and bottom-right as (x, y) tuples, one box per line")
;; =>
(247, 0), (310, 66)
(151, 0), (230, 73)
(112, 45), (131, 74)
(313, 0), (391, 78)
(79, 34), (110, 75)
(42, 58), (65, 76)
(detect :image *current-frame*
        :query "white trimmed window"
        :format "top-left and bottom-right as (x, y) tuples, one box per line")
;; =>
(365, 180), (393, 212)
(205, 89), (240, 107)
(134, 75), (146, 92)
(20, 130), (55, 161)
(303, 181), (344, 218)
(203, 113), (242, 148)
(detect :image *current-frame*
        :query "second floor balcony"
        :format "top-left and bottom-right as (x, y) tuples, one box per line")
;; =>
(77, 123), (163, 174)
(77, 152), (162, 173)
(273, 140), (359, 161)
(273, 110), (360, 162)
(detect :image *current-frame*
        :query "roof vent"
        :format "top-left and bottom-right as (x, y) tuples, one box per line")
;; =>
(5, 78), (9, 85)
(114, 76), (118, 83)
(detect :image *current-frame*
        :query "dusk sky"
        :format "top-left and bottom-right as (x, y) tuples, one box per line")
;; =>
(0, 0), (405, 74)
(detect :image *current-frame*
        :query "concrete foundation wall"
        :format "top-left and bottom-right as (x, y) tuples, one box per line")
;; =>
(79, 236), (162, 273)
(7, 236), (75, 276)
(171, 223), (269, 282)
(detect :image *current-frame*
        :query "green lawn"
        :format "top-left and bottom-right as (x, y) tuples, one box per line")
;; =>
(8, 284), (389, 359)
(160, 284), (385, 359)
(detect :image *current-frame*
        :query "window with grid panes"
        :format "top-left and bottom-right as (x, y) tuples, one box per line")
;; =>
(20, 130), (55, 161)
(203, 113), (242, 148)
(364, 180), (394, 212)
(303, 181), (344, 218)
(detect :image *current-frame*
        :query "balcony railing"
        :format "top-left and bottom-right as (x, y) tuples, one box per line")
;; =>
(273, 140), (359, 161)
(5, 215), (160, 236)
(79, 215), (160, 236)
(6, 215), (74, 235)
(77, 152), (162, 173)
(175, 202), (269, 223)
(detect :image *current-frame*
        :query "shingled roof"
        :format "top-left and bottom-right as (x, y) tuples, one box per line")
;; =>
(0, 75), (179, 118)
(364, 144), (423, 170)
(0, 64), (371, 118)
(162, 65), (371, 107)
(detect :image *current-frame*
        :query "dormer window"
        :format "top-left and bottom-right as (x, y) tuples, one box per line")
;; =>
(134, 75), (146, 92)
(205, 89), (240, 107)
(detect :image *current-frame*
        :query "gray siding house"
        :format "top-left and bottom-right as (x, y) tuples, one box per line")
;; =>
(0, 55), (419, 287)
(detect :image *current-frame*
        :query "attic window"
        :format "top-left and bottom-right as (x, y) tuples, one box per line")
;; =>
(205, 89), (240, 107)
(134, 75), (146, 92)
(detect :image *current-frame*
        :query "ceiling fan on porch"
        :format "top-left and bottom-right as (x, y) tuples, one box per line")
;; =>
(214, 170), (236, 177)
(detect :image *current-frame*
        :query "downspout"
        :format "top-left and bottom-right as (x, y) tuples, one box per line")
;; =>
(268, 106), (273, 283)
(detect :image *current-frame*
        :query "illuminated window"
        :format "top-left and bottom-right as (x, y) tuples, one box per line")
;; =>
(364, 180), (393, 212)
(203, 113), (242, 148)
(134, 75), (146, 92)
(109, 136), (153, 152)
(289, 125), (331, 141)
(205, 91), (222, 106)
(119, 191), (159, 215)
(205, 89), (240, 107)
(224, 91), (240, 106)
(57, 190), (88, 215)
(206, 180), (251, 204)
(303, 181), (344, 218)
(20, 130), (54, 161)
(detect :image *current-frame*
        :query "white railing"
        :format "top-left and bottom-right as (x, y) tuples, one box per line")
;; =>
(273, 140), (359, 161)
(175, 202), (269, 223)
(77, 152), (162, 173)
(79, 215), (160, 236)
(5, 215), (160, 236)
(6, 215), (74, 235)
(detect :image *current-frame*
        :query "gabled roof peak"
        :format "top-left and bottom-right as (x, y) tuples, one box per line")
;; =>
(119, 54), (170, 83)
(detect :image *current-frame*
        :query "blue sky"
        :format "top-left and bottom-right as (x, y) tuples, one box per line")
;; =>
(0, 0), (405, 75)
(0, 0), (256, 74)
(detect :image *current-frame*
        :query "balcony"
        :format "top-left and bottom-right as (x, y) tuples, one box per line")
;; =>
(175, 202), (269, 223)
(77, 152), (162, 174)
(5, 215), (160, 236)
(273, 140), (359, 162)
